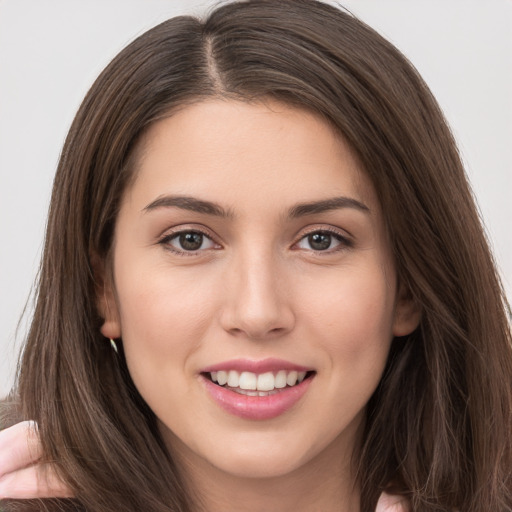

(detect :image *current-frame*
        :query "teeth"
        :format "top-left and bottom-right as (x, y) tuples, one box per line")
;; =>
(209, 369), (310, 391)
(275, 370), (287, 389)
(235, 389), (260, 396)
(239, 371), (257, 390)
(257, 372), (275, 391)
(227, 370), (239, 387)
(217, 370), (228, 386)
(286, 371), (298, 386)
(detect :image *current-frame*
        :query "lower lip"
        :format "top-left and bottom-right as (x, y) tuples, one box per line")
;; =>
(201, 374), (314, 420)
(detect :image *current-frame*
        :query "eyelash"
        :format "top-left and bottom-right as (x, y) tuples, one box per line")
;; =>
(158, 228), (220, 257)
(158, 226), (353, 256)
(293, 227), (353, 254)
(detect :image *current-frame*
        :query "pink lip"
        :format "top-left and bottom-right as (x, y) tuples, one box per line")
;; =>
(201, 358), (311, 374)
(199, 358), (315, 421)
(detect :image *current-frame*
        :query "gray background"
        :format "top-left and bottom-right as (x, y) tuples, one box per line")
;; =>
(1, 0), (511, 397)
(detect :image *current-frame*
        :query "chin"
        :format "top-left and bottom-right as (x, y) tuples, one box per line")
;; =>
(207, 448), (310, 480)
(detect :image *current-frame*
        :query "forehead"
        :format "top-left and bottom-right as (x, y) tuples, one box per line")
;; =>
(125, 99), (378, 213)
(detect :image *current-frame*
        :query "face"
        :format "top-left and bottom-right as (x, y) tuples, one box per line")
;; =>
(100, 99), (419, 483)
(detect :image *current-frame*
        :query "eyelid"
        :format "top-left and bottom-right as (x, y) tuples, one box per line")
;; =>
(157, 224), (222, 255)
(292, 225), (353, 252)
(298, 225), (352, 238)
(156, 223), (353, 256)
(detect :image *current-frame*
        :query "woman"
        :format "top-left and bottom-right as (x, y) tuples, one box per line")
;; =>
(1, 1), (511, 510)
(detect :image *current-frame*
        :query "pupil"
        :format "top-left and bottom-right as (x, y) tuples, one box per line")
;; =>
(180, 232), (203, 250)
(309, 232), (331, 250)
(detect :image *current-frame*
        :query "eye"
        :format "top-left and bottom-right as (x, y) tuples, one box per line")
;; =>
(160, 230), (218, 253)
(295, 230), (350, 252)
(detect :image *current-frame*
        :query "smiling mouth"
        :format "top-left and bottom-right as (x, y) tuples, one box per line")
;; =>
(203, 370), (316, 396)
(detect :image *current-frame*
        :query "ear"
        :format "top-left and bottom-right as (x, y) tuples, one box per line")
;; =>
(392, 283), (421, 337)
(91, 252), (122, 340)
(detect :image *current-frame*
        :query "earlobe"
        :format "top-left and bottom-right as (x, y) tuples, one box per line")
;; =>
(99, 313), (122, 340)
(392, 285), (421, 337)
(91, 252), (122, 339)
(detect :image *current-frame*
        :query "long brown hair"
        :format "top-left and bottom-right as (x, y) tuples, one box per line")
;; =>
(4, 1), (511, 510)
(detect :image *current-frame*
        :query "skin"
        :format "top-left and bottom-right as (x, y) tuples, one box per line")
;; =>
(0, 422), (407, 510)
(98, 99), (420, 512)
(0, 100), (418, 510)
(0, 422), (72, 499)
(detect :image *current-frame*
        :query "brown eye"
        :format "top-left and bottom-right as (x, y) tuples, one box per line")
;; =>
(308, 232), (332, 251)
(295, 230), (350, 252)
(179, 232), (204, 251)
(161, 230), (217, 253)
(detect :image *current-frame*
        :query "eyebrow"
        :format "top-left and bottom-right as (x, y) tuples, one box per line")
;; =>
(143, 194), (369, 218)
(288, 196), (370, 217)
(143, 195), (233, 217)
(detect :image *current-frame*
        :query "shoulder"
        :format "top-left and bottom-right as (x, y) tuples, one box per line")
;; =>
(375, 491), (410, 512)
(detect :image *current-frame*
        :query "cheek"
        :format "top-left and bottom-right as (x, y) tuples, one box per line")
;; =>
(303, 264), (396, 366)
(114, 267), (219, 391)
(301, 268), (396, 441)
(118, 260), (218, 331)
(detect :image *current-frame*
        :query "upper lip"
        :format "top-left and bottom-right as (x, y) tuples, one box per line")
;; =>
(201, 358), (312, 374)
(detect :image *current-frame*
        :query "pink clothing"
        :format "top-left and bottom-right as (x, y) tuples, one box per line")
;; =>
(376, 491), (410, 511)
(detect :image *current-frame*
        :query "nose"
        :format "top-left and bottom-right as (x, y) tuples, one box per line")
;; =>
(219, 249), (295, 340)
